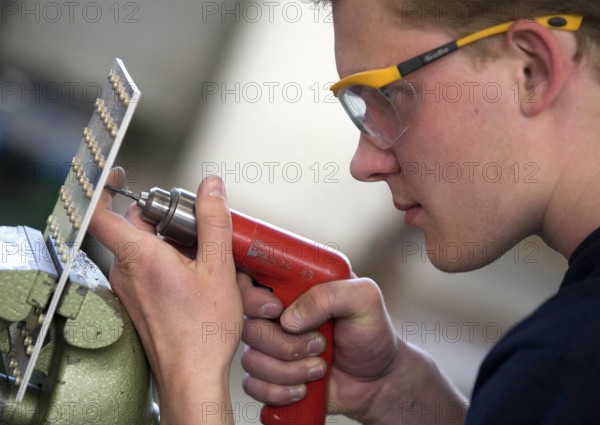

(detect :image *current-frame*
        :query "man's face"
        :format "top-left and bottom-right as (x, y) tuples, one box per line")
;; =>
(333, 0), (548, 272)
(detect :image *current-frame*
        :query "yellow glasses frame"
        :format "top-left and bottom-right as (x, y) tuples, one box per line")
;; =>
(330, 15), (583, 96)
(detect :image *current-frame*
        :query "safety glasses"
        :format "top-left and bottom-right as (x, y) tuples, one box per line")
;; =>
(330, 15), (583, 149)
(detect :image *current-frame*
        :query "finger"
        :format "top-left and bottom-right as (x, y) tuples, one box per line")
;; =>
(89, 206), (147, 263)
(105, 166), (127, 190)
(242, 318), (325, 361)
(281, 278), (399, 379)
(238, 273), (283, 319)
(124, 202), (158, 234)
(97, 167), (126, 211)
(195, 176), (234, 274)
(89, 168), (148, 263)
(241, 346), (326, 385)
(242, 374), (306, 406)
(280, 278), (386, 334)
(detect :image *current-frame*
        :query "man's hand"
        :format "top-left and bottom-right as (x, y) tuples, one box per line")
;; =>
(89, 168), (243, 425)
(240, 276), (468, 425)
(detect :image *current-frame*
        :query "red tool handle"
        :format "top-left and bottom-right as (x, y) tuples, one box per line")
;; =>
(260, 320), (333, 425)
(231, 211), (352, 425)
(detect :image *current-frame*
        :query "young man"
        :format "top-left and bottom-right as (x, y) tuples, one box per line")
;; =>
(90, 0), (600, 423)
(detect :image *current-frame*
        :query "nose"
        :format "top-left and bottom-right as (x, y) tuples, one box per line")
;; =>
(349, 133), (401, 182)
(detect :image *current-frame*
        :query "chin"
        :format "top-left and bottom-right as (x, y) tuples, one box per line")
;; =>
(428, 256), (491, 273)
(422, 235), (506, 273)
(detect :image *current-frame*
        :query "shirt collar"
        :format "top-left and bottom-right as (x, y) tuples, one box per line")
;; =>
(561, 227), (600, 290)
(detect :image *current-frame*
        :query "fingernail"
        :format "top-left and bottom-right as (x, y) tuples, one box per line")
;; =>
(206, 176), (225, 197)
(282, 306), (304, 332)
(307, 364), (325, 381)
(260, 303), (280, 319)
(307, 336), (324, 356)
(289, 386), (305, 402)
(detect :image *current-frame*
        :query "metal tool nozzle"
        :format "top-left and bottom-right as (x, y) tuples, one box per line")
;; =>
(104, 184), (142, 202)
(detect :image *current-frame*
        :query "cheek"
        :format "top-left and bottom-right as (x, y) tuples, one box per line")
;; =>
(405, 78), (517, 188)
(402, 88), (524, 251)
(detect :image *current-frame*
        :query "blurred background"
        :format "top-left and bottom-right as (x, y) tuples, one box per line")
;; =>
(0, 1), (567, 423)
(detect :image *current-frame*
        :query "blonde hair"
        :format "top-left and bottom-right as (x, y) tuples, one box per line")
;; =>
(320, 1), (600, 75)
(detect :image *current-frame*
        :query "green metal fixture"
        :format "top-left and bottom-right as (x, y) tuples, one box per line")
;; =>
(0, 226), (158, 424)
(0, 59), (158, 424)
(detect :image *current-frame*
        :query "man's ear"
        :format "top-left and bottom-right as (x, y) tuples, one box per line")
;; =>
(506, 21), (575, 116)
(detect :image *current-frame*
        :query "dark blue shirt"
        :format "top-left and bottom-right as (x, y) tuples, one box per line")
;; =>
(466, 229), (600, 424)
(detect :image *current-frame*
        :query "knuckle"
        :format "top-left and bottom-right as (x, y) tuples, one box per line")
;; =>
(240, 347), (258, 373)
(290, 286), (329, 325)
(265, 385), (288, 405)
(125, 202), (141, 217)
(281, 341), (303, 361)
(355, 277), (384, 308)
(306, 284), (329, 310)
(111, 252), (142, 277)
(241, 374), (258, 398)
(240, 298), (256, 317)
(241, 318), (269, 345)
(198, 214), (232, 231)
(236, 272), (253, 289)
(242, 375), (287, 405)
(241, 321), (254, 345)
(241, 291), (267, 317)
(198, 199), (232, 230)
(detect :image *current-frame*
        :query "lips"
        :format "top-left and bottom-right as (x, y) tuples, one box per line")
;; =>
(394, 201), (422, 225)
(394, 201), (421, 212)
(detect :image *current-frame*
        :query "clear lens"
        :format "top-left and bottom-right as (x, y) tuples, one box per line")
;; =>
(338, 81), (418, 148)
(339, 88), (370, 135)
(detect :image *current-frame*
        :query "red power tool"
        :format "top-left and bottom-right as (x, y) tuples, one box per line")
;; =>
(107, 185), (352, 425)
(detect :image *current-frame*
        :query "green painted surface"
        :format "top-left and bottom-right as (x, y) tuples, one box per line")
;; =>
(0, 227), (159, 424)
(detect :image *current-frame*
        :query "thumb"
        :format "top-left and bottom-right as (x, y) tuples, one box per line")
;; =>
(280, 278), (390, 334)
(281, 279), (399, 379)
(278, 280), (345, 333)
(194, 176), (234, 273)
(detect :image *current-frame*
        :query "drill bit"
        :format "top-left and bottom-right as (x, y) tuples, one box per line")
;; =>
(104, 184), (141, 202)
